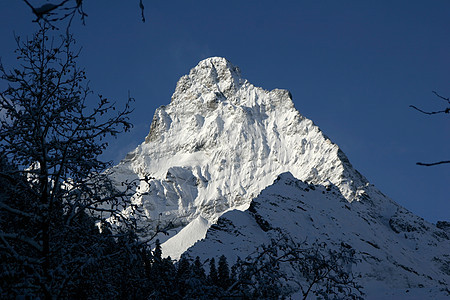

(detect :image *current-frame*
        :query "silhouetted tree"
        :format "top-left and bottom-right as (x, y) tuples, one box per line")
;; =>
(193, 256), (206, 281)
(0, 24), (149, 299)
(146, 256), (176, 299)
(153, 239), (162, 262)
(175, 256), (192, 297)
(21, 0), (146, 28)
(208, 257), (219, 285)
(218, 255), (231, 289)
(226, 234), (364, 299)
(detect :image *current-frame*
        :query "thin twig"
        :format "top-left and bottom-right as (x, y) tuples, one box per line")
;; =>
(140, 0), (146, 22)
(432, 91), (450, 104)
(409, 105), (448, 115)
(416, 160), (450, 166)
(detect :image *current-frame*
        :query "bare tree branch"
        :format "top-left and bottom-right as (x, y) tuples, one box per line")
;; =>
(140, 0), (146, 22)
(21, 0), (147, 28)
(416, 160), (450, 166)
(0, 25), (154, 298)
(433, 90), (450, 104)
(409, 105), (449, 115)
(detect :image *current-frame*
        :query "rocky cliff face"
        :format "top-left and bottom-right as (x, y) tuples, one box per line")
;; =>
(110, 57), (448, 297)
(112, 57), (376, 246)
(185, 172), (449, 299)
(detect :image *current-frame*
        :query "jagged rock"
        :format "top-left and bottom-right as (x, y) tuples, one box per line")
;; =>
(185, 173), (449, 299)
(111, 57), (373, 246)
(110, 57), (449, 298)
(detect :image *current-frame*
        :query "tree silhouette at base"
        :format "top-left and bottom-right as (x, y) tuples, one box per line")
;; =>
(0, 24), (149, 299)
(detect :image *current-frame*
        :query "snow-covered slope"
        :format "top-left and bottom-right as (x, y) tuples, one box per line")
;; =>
(111, 57), (449, 297)
(112, 57), (376, 252)
(185, 173), (449, 299)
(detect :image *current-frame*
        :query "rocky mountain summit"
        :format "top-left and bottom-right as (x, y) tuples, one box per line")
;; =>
(111, 57), (449, 298)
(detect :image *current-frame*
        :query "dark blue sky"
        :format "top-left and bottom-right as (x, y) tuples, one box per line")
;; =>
(1, 1), (449, 223)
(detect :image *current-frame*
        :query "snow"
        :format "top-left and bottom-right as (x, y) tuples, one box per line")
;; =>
(110, 57), (449, 298)
(111, 57), (370, 244)
(161, 215), (210, 259)
(185, 172), (449, 299)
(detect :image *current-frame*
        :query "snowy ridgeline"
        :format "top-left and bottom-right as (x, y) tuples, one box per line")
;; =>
(111, 57), (449, 298)
(112, 57), (370, 243)
(185, 172), (449, 299)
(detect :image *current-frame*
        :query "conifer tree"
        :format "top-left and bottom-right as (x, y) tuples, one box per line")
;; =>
(218, 255), (231, 289)
(208, 257), (218, 285)
(193, 256), (206, 280)
(176, 256), (191, 297)
(153, 239), (162, 262)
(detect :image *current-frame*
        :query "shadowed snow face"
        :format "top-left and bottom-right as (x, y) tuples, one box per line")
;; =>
(112, 57), (371, 255)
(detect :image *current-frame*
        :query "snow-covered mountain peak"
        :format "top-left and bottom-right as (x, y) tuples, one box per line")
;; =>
(109, 57), (449, 298)
(113, 57), (375, 252)
(172, 57), (243, 104)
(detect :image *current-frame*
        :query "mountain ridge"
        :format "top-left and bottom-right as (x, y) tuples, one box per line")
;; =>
(185, 172), (449, 299)
(114, 58), (392, 240)
(110, 57), (448, 298)
(111, 57), (376, 244)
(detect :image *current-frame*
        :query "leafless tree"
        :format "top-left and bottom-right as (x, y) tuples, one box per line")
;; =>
(21, 0), (146, 29)
(0, 23), (151, 298)
(227, 232), (364, 299)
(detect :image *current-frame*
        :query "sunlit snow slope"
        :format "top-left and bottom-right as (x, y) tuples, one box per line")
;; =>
(186, 173), (449, 299)
(111, 57), (449, 297)
(110, 57), (439, 262)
